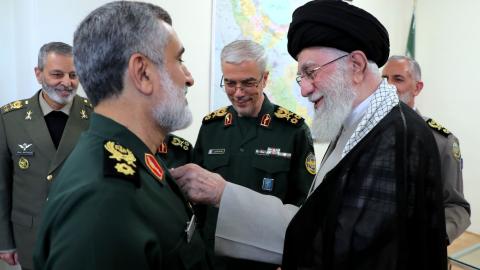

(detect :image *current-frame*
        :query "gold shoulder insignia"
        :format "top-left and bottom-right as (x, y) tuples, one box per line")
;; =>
(82, 98), (93, 108)
(104, 141), (139, 186)
(169, 135), (191, 151)
(203, 107), (228, 123)
(273, 106), (304, 126)
(1, 100), (25, 114)
(426, 118), (451, 137)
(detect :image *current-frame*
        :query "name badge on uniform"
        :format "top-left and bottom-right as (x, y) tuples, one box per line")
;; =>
(208, 149), (225, 155)
(16, 143), (34, 156)
(185, 214), (196, 243)
(262, 178), (274, 192)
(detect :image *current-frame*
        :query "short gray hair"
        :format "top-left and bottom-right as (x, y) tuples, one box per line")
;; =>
(37, 42), (73, 70)
(73, 1), (172, 106)
(221, 40), (267, 72)
(388, 55), (422, 80)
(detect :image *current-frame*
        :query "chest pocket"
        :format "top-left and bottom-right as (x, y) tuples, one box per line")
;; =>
(203, 152), (230, 171)
(251, 155), (291, 174)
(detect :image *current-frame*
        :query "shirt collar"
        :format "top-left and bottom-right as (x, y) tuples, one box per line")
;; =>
(39, 90), (73, 116)
(343, 91), (373, 129)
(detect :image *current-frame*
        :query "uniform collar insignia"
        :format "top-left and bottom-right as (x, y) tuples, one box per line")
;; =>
(80, 109), (88, 120)
(145, 153), (164, 182)
(224, 112), (233, 127)
(260, 113), (271, 127)
(158, 142), (168, 154)
(25, 110), (32, 120)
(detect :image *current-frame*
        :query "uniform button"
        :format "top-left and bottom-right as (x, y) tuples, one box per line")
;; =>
(46, 174), (53, 181)
(239, 148), (244, 152)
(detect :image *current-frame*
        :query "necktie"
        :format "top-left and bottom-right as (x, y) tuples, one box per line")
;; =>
(44, 111), (68, 148)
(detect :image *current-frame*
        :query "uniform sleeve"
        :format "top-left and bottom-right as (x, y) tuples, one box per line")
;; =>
(34, 190), (162, 270)
(0, 115), (14, 250)
(215, 183), (298, 264)
(285, 123), (315, 205)
(192, 125), (207, 166)
(439, 134), (471, 242)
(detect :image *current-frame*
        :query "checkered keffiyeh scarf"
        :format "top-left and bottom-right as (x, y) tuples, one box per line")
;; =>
(342, 79), (399, 157)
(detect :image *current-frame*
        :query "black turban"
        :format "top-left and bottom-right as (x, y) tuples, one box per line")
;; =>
(287, 0), (390, 67)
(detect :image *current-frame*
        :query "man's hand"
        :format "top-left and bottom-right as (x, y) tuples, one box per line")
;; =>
(0, 251), (18, 265)
(170, 163), (226, 206)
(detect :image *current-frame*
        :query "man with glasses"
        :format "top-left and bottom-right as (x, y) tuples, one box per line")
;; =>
(172, 1), (446, 269)
(192, 40), (315, 270)
(382, 55), (471, 244)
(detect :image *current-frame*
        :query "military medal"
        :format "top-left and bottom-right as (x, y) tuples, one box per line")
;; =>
(145, 153), (164, 181)
(18, 157), (29, 169)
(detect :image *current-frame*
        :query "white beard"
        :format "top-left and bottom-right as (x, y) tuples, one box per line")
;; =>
(152, 71), (192, 133)
(309, 65), (356, 143)
(42, 81), (77, 105)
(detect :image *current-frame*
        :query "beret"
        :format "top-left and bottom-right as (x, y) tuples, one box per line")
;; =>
(287, 0), (390, 67)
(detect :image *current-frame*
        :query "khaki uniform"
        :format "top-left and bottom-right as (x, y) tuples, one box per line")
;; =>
(0, 91), (92, 269)
(157, 134), (193, 168)
(425, 117), (470, 242)
(194, 96), (315, 270)
(33, 113), (211, 270)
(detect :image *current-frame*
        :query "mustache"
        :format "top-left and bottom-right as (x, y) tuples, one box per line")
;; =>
(53, 85), (75, 92)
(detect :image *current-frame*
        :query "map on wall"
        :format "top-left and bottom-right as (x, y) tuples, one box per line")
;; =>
(211, 0), (312, 124)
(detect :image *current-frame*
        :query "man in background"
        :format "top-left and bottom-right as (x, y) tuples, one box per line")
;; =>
(0, 42), (92, 270)
(382, 55), (471, 243)
(193, 39), (315, 270)
(33, 2), (211, 269)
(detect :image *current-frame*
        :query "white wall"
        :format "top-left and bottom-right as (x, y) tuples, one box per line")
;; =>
(0, 2), (478, 269)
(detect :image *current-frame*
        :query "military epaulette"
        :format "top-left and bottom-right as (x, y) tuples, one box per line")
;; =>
(273, 106), (304, 126)
(202, 107), (228, 124)
(169, 135), (192, 151)
(1, 100), (26, 114)
(103, 140), (139, 187)
(81, 98), (93, 108)
(426, 118), (451, 137)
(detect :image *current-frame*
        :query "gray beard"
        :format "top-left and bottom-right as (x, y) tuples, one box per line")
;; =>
(310, 67), (356, 143)
(42, 82), (76, 105)
(152, 71), (192, 133)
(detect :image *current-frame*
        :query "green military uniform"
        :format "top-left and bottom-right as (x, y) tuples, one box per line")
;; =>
(33, 113), (211, 270)
(157, 134), (193, 168)
(425, 117), (470, 242)
(194, 96), (315, 270)
(0, 91), (92, 270)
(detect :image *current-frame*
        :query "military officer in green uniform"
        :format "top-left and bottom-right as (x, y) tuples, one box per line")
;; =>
(33, 2), (211, 269)
(0, 42), (92, 270)
(382, 55), (470, 243)
(158, 134), (193, 168)
(193, 40), (315, 270)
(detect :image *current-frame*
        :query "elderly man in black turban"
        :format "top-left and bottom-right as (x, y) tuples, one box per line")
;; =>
(171, 1), (447, 269)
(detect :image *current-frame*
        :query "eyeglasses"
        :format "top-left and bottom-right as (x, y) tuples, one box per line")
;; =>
(295, 54), (349, 86)
(220, 73), (264, 93)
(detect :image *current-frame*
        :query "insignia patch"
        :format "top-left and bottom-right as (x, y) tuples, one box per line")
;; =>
(452, 140), (461, 161)
(203, 107), (228, 123)
(170, 136), (191, 151)
(208, 149), (225, 155)
(18, 157), (29, 170)
(25, 110), (32, 120)
(305, 152), (316, 175)
(260, 114), (271, 127)
(273, 106), (304, 126)
(80, 109), (88, 120)
(261, 178), (274, 192)
(426, 118), (451, 137)
(104, 141), (138, 185)
(158, 142), (168, 154)
(145, 153), (164, 182)
(16, 143), (34, 156)
(1, 100), (24, 114)
(224, 112), (233, 126)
